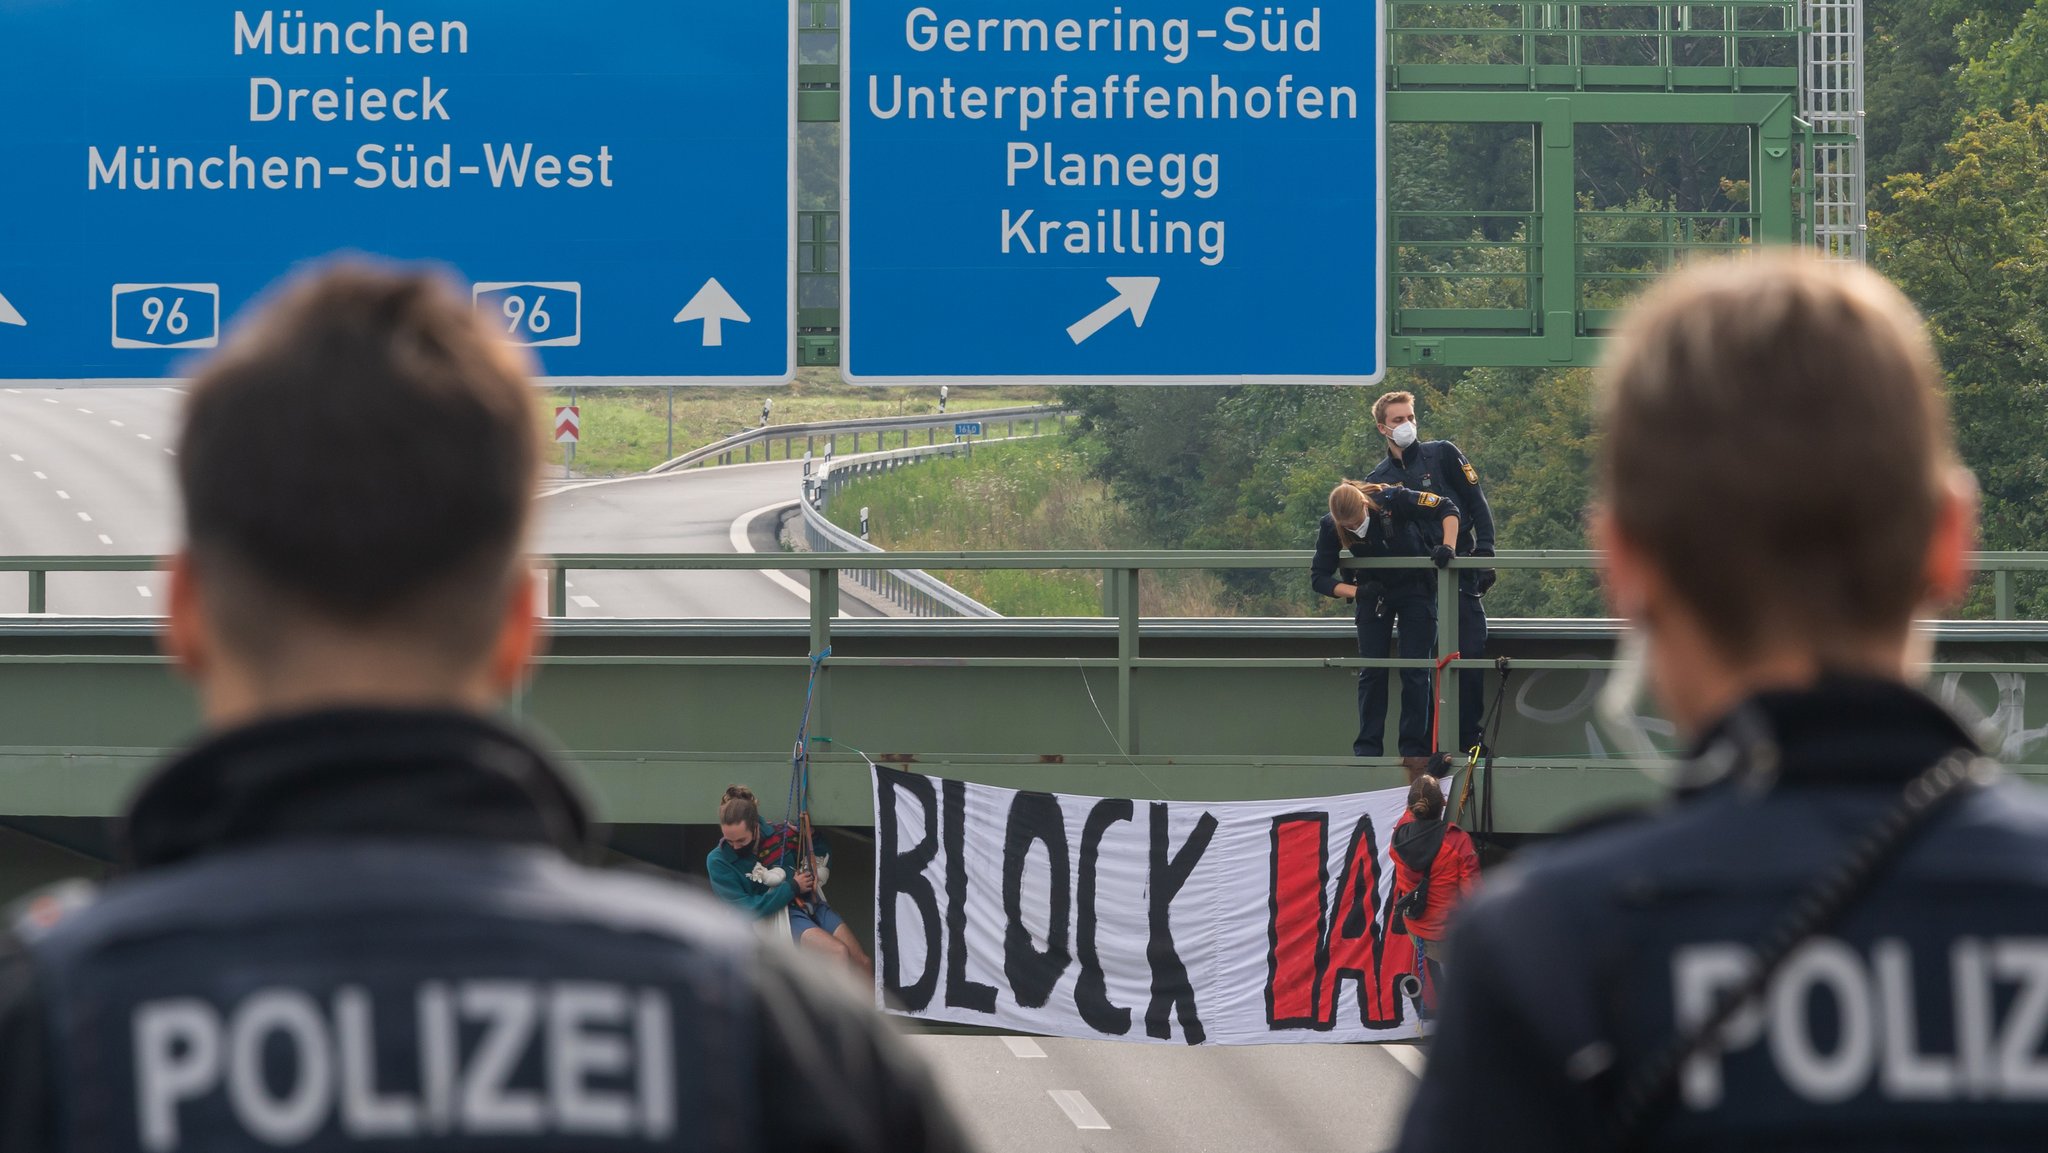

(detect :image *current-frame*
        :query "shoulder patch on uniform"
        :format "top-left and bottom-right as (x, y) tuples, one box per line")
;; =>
(6, 879), (98, 944)
(1461, 459), (1479, 485)
(1415, 491), (1442, 507)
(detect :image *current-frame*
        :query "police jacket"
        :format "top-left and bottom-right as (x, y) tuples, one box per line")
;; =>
(1396, 677), (2048, 1153)
(0, 708), (970, 1153)
(1366, 441), (1494, 592)
(1310, 489), (1459, 602)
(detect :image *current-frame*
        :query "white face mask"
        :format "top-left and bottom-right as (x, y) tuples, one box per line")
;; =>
(1388, 421), (1419, 449)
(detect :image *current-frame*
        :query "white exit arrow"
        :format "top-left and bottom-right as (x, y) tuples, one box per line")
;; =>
(1067, 276), (1159, 345)
(673, 278), (750, 347)
(0, 292), (23, 327)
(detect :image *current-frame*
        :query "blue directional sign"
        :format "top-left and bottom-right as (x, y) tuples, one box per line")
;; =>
(954, 421), (983, 437)
(843, 3), (1383, 385)
(0, 1), (794, 384)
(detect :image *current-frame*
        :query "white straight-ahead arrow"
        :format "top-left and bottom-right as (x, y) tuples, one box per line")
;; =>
(673, 278), (750, 347)
(1067, 277), (1160, 345)
(0, 292), (23, 327)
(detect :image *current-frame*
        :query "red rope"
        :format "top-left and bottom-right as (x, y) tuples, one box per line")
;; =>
(1431, 651), (1460, 753)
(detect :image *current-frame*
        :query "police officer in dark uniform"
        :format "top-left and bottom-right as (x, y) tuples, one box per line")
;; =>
(1313, 480), (1460, 760)
(1366, 391), (1495, 757)
(1397, 257), (2048, 1151)
(0, 267), (971, 1153)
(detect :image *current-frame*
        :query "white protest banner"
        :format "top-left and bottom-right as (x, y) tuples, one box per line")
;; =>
(872, 766), (1443, 1044)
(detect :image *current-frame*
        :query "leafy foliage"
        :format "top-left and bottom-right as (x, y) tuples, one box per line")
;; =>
(1875, 103), (2048, 608)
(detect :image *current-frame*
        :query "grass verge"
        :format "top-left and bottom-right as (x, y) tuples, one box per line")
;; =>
(539, 375), (1052, 477)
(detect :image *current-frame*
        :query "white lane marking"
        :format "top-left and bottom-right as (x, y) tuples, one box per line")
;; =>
(159, 386), (183, 394)
(564, 580), (575, 589)
(137, 433), (152, 441)
(31, 471), (45, 480)
(7, 454), (19, 462)
(108, 419), (125, 427)
(98, 534), (113, 545)
(40, 397), (56, 404)
(1385, 1046), (1427, 1077)
(537, 454), (800, 499)
(164, 448), (176, 456)
(4, 389), (17, 394)
(76, 512), (91, 522)
(1047, 1090), (1110, 1130)
(1001, 1036), (1047, 1059)
(570, 594), (600, 609)
(136, 586), (153, 598)
(730, 499), (849, 614)
(76, 407), (92, 414)
(54, 490), (68, 500)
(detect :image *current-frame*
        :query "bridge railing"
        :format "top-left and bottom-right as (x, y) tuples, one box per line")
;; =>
(11, 550), (2044, 761)
(799, 440), (1003, 619)
(646, 404), (1067, 472)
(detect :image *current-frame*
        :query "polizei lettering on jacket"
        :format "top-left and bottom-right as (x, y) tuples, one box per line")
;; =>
(1675, 936), (2048, 1107)
(133, 979), (676, 1150)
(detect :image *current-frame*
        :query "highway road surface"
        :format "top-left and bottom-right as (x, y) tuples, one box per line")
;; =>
(0, 387), (841, 617)
(904, 1033), (1425, 1153)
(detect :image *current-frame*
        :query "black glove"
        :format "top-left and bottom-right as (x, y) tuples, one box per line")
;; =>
(1474, 544), (1507, 589)
(1431, 544), (1455, 569)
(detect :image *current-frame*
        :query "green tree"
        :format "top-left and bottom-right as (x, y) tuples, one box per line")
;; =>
(1874, 103), (2048, 609)
(1953, 0), (2048, 109)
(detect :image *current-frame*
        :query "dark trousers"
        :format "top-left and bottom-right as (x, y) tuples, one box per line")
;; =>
(1455, 591), (1489, 753)
(1356, 585), (1436, 757)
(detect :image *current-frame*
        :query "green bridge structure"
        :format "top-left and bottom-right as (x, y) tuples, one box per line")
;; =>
(3, 553), (2044, 916)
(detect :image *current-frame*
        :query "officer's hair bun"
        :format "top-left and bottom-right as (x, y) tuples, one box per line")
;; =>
(723, 785), (757, 804)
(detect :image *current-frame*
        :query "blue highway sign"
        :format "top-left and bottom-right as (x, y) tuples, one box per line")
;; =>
(843, 3), (1384, 385)
(954, 421), (983, 436)
(0, 1), (794, 384)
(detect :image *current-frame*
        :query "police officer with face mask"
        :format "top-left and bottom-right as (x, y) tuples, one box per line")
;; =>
(0, 268), (971, 1153)
(1396, 257), (2048, 1152)
(1365, 391), (1496, 759)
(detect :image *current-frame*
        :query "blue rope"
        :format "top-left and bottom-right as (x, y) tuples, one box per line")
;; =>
(780, 647), (831, 872)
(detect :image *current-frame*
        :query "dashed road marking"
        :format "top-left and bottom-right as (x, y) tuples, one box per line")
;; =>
(137, 433), (152, 440)
(108, 419), (124, 427)
(1385, 1046), (1427, 1077)
(8, 454), (21, 462)
(41, 397), (56, 404)
(164, 448), (176, 456)
(76, 512), (91, 522)
(1001, 1036), (1047, 1059)
(32, 471), (45, 480)
(4, 389), (18, 394)
(76, 407), (92, 415)
(136, 586), (152, 598)
(98, 535), (113, 545)
(54, 490), (68, 500)
(570, 594), (600, 609)
(1047, 1090), (1110, 1130)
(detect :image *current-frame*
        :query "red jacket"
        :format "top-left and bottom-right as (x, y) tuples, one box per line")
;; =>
(1390, 811), (1481, 941)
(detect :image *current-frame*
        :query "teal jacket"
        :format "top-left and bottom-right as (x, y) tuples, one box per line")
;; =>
(705, 819), (828, 919)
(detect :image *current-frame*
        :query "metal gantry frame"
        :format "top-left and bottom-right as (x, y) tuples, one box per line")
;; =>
(1800, 0), (1868, 260)
(801, 1), (1860, 369)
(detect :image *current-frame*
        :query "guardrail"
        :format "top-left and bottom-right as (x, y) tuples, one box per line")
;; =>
(647, 404), (1067, 472)
(798, 440), (1004, 618)
(11, 550), (2040, 762)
